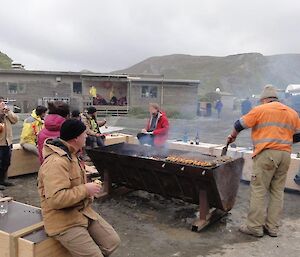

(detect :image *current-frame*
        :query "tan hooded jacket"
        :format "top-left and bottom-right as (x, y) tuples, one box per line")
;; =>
(0, 110), (19, 146)
(37, 138), (99, 236)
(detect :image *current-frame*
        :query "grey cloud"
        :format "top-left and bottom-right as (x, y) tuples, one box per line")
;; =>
(0, 0), (299, 72)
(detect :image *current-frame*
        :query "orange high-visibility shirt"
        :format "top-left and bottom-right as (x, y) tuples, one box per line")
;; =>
(240, 101), (300, 157)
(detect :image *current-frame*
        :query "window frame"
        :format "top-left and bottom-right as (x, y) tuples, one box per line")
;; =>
(141, 85), (158, 98)
(72, 81), (82, 94)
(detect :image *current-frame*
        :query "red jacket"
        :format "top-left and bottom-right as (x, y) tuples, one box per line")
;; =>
(146, 112), (169, 146)
(37, 114), (66, 164)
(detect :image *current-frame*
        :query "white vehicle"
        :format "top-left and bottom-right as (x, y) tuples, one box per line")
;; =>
(285, 84), (300, 115)
(286, 84), (300, 95)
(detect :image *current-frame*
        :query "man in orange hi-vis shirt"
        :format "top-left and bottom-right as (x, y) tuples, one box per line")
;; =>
(228, 85), (300, 238)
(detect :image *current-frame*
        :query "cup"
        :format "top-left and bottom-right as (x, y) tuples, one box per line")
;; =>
(0, 200), (8, 216)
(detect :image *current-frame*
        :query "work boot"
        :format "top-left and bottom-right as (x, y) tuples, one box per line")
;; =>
(263, 226), (278, 237)
(0, 185), (5, 191)
(239, 224), (264, 238)
(0, 180), (15, 187)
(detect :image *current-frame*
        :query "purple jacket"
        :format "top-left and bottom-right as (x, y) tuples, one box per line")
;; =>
(37, 114), (66, 163)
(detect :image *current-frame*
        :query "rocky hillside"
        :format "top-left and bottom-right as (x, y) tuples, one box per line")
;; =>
(0, 51), (12, 69)
(115, 53), (300, 96)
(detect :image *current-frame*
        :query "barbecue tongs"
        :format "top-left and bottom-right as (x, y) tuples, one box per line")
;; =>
(221, 142), (230, 156)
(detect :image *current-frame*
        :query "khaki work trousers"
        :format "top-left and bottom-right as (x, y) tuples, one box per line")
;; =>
(246, 149), (291, 233)
(54, 215), (121, 257)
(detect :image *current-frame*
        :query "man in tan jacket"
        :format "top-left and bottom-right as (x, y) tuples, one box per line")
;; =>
(38, 119), (120, 257)
(0, 96), (18, 190)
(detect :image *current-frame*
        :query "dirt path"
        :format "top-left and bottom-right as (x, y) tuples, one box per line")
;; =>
(4, 174), (300, 257)
(7, 111), (300, 256)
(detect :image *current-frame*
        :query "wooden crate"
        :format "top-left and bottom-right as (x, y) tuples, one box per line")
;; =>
(8, 144), (40, 178)
(105, 133), (135, 145)
(18, 229), (71, 257)
(168, 141), (220, 155)
(0, 201), (71, 257)
(0, 201), (44, 257)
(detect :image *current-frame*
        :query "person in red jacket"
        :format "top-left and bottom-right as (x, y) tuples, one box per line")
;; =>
(137, 103), (169, 146)
(37, 101), (70, 164)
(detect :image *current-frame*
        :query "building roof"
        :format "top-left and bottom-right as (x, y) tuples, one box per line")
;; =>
(0, 69), (200, 85)
(0, 69), (83, 76)
(129, 76), (200, 85)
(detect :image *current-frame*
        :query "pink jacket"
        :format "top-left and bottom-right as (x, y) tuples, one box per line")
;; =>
(37, 114), (66, 163)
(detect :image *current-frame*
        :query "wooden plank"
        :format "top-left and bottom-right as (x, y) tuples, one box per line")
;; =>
(18, 238), (34, 257)
(105, 134), (134, 146)
(9, 222), (44, 257)
(19, 235), (72, 257)
(0, 230), (10, 257)
(11, 221), (44, 238)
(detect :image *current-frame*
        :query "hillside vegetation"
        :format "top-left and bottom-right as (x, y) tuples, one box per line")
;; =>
(115, 53), (300, 96)
(0, 51), (12, 69)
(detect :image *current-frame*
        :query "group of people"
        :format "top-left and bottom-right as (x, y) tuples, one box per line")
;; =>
(1, 98), (121, 256)
(1, 84), (299, 256)
(0, 98), (169, 256)
(92, 94), (127, 106)
(19, 103), (108, 163)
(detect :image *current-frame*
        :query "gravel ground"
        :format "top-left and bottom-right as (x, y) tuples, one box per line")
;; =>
(4, 110), (300, 257)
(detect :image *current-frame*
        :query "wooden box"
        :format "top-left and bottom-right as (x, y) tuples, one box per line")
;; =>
(0, 201), (71, 257)
(105, 133), (135, 145)
(168, 141), (219, 155)
(18, 229), (71, 257)
(0, 201), (43, 257)
(8, 144), (40, 178)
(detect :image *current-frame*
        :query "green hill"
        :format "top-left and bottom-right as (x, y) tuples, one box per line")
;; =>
(115, 53), (300, 96)
(0, 51), (12, 69)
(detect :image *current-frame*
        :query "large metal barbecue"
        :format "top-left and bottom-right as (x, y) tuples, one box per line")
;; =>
(87, 143), (244, 231)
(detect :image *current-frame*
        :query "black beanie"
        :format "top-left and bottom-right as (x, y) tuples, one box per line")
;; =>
(87, 106), (97, 114)
(60, 119), (86, 141)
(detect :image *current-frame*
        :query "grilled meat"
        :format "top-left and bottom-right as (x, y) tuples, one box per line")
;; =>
(166, 156), (216, 167)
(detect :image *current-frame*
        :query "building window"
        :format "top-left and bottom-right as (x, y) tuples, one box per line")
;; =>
(18, 84), (26, 93)
(73, 82), (82, 94)
(8, 83), (18, 94)
(141, 86), (157, 98)
(8, 83), (26, 94)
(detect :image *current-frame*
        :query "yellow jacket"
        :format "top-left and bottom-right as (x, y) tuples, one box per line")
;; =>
(89, 86), (97, 98)
(20, 110), (44, 145)
(38, 139), (99, 236)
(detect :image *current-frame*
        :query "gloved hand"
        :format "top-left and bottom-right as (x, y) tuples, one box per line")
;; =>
(227, 134), (236, 144)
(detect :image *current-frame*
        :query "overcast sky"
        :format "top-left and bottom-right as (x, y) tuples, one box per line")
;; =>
(0, 0), (299, 72)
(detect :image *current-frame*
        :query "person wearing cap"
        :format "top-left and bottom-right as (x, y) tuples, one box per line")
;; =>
(228, 84), (300, 238)
(81, 106), (106, 148)
(38, 119), (120, 257)
(0, 96), (18, 190)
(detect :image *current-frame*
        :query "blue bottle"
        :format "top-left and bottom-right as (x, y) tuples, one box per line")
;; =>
(183, 131), (188, 143)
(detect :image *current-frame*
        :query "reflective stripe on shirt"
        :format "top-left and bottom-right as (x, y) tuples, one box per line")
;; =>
(253, 122), (296, 132)
(253, 138), (293, 146)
